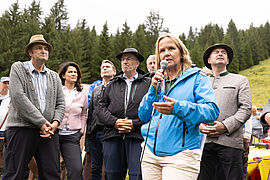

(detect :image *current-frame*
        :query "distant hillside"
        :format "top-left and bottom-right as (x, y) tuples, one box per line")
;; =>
(240, 58), (270, 108)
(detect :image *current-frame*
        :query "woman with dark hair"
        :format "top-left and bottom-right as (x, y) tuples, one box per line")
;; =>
(58, 62), (88, 180)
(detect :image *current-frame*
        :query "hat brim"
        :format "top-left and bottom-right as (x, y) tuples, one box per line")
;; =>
(203, 44), (233, 70)
(116, 52), (144, 62)
(25, 41), (53, 56)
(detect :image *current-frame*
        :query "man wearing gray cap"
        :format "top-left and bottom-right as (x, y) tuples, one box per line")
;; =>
(97, 48), (151, 180)
(3, 34), (65, 179)
(198, 44), (252, 180)
(0, 76), (10, 135)
(0, 77), (10, 174)
(0, 77), (10, 133)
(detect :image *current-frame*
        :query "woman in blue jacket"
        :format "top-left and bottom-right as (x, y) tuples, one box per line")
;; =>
(138, 34), (220, 180)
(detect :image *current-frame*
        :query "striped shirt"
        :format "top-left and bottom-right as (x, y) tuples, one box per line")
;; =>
(24, 60), (47, 113)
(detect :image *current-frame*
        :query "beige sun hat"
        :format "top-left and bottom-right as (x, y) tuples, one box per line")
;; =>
(25, 34), (53, 56)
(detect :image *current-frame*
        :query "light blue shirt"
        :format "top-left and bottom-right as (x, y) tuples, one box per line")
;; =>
(25, 60), (47, 113)
(252, 112), (263, 130)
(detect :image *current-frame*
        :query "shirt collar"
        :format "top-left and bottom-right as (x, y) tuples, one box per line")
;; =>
(165, 73), (181, 83)
(123, 73), (138, 81)
(0, 92), (9, 100)
(62, 86), (78, 95)
(29, 60), (48, 74)
(210, 70), (229, 77)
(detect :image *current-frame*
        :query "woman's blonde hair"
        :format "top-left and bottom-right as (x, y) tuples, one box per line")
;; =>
(155, 34), (192, 77)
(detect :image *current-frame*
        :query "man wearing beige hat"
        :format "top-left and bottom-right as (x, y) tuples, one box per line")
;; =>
(3, 34), (65, 179)
(198, 44), (252, 180)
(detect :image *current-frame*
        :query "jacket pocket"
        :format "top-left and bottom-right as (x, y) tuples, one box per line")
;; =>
(223, 86), (236, 89)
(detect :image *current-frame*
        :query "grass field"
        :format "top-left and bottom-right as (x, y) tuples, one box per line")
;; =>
(240, 58), (270, 108)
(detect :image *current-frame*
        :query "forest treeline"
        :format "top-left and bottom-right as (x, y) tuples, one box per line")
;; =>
(1, 0), (270, 83)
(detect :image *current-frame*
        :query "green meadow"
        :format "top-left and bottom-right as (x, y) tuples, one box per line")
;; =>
(240, 58), (270, 108)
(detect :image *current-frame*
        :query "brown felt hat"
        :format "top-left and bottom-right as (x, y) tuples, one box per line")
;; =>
(203, 43), (233, 70)
(25, 34), (53, 56)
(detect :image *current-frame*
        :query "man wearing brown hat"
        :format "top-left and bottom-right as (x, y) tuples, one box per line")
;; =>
(3, 34), (65, 179)
(96, 48), (151, 180)
(198, 44), (252, 180)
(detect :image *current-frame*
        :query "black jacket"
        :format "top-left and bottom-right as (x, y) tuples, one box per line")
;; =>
(96, 70), (151, 140)
(86, 84), (105, 139)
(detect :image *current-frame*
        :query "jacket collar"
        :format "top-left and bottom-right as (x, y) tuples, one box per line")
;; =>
(164, 67), (201, 94)
(113, 69), (146, 82)
(210, 70), (229, 77)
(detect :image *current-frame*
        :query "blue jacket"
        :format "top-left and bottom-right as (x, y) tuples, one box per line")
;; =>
(138, 67), (220, 156)
(88, 80), (102, 105)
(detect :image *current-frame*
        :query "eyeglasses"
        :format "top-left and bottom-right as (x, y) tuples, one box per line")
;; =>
(120, 57), (138, 61)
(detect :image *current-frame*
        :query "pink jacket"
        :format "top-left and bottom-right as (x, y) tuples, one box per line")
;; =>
(58, 90), (88, 134)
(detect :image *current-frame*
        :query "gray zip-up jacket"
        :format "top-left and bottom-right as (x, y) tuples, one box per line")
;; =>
(205, 71), (252, 150)
(6, 61), (65, 129)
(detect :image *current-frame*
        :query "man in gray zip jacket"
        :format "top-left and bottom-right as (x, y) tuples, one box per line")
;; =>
(198, 44), (252, 180)
(3, 34), (65, 180)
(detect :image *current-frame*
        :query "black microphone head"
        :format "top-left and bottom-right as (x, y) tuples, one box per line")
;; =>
(160, 60), (168, 72)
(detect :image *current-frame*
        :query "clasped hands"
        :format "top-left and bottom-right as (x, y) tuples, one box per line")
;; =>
(40, 121), (59, 138)
(115, 117), (133, 133)
(200, 121), (227, 137)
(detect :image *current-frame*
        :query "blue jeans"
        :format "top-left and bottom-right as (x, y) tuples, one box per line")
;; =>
(88, 130), (104, 180)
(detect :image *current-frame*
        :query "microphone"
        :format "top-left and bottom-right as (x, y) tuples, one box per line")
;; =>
(156, 60), (168, 91)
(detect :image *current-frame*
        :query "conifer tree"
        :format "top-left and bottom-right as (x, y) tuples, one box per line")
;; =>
(132, 24), (148, 72)
(42, 16), (63, 71)
(238, 30), (253, 70)
(224, 20), (239, 73)
(184, 26), (196, 49)
(98, 22), (112, 64)
(263, 22), (270, 55)
(50, 0), (69, 31)
(119, 21), (133, 50)
(0, 2), (26, 76)
(79, 22), (100, 83)
(246, 24), (268, 65)
(190, 39), (203, 67)
(145, 10), (169, 54)
(0, 2), (270, 78)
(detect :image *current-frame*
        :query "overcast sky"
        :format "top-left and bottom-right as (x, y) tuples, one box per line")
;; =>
(1, 0), (270, 36)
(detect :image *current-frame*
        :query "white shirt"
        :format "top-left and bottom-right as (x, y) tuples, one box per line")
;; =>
(123, 73), (138, 106)
(59, 86), (79, 136)
(243, 115), (252, 139)
(0, 93), (10, 131)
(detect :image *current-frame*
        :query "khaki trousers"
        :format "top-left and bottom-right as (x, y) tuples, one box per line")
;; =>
(141, 145), (201, 180)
